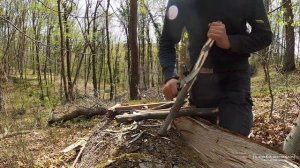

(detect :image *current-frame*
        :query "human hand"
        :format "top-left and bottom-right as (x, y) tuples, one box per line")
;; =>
(207, 22), (231, 49)
(162, 78), (179, 100)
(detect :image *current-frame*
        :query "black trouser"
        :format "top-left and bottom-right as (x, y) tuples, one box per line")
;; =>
(189, 70), (253, 136)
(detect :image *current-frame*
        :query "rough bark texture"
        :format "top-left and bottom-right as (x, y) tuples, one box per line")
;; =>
(76, 120), (207, 168)
(174, 117), (299, 168)
(129, 0), (140, 100)
(57, 0), (69, 101)
(282, 0), (295, 72)
(76, 116), (300, 168)
(283, 113), (300, 155)
(0, 85), (5, 115)
(0, 65), (7, 115)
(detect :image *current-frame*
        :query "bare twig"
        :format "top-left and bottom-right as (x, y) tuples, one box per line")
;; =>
(71, 144), (86, 168)
(129, 130), (146, 144)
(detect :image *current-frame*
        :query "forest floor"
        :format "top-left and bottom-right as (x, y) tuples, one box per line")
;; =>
(0, 67), (300, 167)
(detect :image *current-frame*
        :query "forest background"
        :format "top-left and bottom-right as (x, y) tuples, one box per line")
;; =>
(0, 0), (300, 167)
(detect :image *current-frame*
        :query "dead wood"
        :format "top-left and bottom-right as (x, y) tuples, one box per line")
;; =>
(174, 117), (300, 168)
(150, 101), (176, 110)
(48, 107), (107, 125)
(115, 107), (218, 123)
(114, 102), (173, 112)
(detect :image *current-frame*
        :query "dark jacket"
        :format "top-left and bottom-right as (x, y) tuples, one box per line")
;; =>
(159, 0), (273, 81)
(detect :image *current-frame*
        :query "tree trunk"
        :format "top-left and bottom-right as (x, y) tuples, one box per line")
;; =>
(0, 59), (7, 116)
(105, 0), (114, 101)
(32, 12), (44, 100)
(129, 0), (140, 100)
(57, 0), (69, 101)
(91, 1), (101, 98)
(282, 0), (295, 72)
(140, 12), (147, 89)
(63, 3), (74, 101)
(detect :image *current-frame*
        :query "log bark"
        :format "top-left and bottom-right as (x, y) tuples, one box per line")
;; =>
(116, 108), (218, 123)
(48, 107), (107, 125)
(174, 117), (299, 168)
(283, 113), (300, 155)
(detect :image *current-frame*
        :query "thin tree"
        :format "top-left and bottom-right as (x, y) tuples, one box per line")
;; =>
(129, 0), (140, 100)
(282, 0), (295, 72)
(105, 0), (114, 101)
(57, 0), (69, 101)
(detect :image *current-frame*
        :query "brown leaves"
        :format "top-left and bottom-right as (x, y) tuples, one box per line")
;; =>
(250, 96), (298, 149)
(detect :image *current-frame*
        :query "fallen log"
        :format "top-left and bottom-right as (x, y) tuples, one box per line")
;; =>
(48, 107), (107, 125)
(174, 117), (300, 168)
(115, 107), (218, 123)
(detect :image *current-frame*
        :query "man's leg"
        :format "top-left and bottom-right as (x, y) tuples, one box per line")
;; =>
(218, 71), (253, 136)
(190, 73), (220, 124)
(218, 92), (253, 136)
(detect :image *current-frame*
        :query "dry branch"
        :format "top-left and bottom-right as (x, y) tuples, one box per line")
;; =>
(115, 107), (218, 123)
(150, 101), (176, 110)
(114, 102), (173, 112)
(48, 107), (107, 125)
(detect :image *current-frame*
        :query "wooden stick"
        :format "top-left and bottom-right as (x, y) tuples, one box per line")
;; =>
(115, 107), (218, 123)
(114, 102), (173, 111)
(71, 143), (86, 168)
(158, 38), (214, 136)
(150, 101), (181, 110)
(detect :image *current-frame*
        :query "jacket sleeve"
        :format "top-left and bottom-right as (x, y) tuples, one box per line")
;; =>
(159, 0), (185, 82)
(228, 0), (273, 54)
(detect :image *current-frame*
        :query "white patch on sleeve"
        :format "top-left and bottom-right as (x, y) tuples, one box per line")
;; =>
(168, 5), (179, 20)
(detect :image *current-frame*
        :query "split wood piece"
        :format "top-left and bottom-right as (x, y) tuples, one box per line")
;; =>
(159, 38), (214, 136)
(150, 101), (177, 110)
(0, 130), (31, 140)
(114, 102), (174, 112)
(61, 139), (87, 153)
(72, 143), (86, 168)
(115, 107), (218, 123)
(48, 107), (107, 125)
(174, 117), (300, 168)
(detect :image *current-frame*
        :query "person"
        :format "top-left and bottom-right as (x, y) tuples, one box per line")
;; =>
(159, 0), (272, 136)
